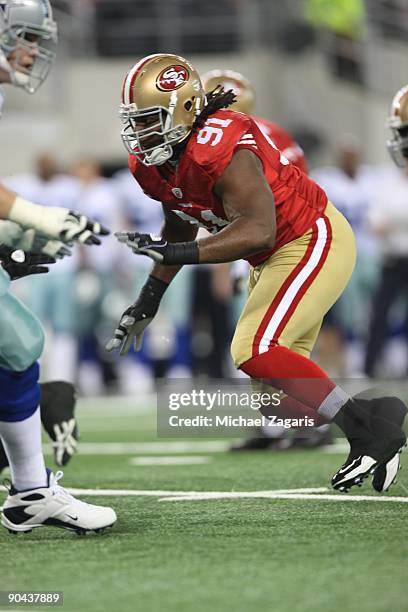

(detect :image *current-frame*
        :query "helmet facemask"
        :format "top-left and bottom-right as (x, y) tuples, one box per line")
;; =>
(120, 54), (206, 166)
(0, 13), (57, 93)
(387, 122), (408, 168)
(120, 91), (196, 166)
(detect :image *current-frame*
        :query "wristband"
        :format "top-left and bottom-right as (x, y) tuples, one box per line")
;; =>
(164, 241), (199, 265)
(9, 196), (44, 230)
(138, 275), (169, 315)
(9, 197), (67, 237)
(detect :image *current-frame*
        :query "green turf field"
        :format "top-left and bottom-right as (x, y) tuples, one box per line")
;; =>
(1, 397), (407, 612)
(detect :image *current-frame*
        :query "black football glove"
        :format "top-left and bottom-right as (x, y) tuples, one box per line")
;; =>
(0, 247), (56, 280)
(40, 381), (78, 467)
(115, 231), (199, 265)
(105, 275), (168, 355)
(0, 381), (78, 470)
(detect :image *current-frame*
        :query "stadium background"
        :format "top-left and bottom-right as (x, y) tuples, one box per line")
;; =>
(1, 0), (407, 390)
(1, 3), (408, 610)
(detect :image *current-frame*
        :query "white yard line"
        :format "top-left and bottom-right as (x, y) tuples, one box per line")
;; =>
(78, 395), (154, 411)
(160, 492), (408, 503)
(40, 440), (355, 455)
(0, 486), (327, 497)
(42, 441), (230, 455)
(129, 456), (212, 466)
(159, 488), (329, 500)
(1, 486), (406, 505)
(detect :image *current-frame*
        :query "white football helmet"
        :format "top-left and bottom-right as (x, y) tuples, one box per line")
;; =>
(0, 0), (57, 93)
(386, 85), (408, 167)
(120, 53), (206, 166)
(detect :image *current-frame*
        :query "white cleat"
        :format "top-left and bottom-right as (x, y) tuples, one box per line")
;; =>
(1, 470), (117, 535)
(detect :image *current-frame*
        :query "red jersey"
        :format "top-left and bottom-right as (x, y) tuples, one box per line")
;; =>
(253, 116), (308, 174)
(128, 110), (327, 267)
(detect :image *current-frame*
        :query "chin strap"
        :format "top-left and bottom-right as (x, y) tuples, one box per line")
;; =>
(146, 145), (173, 166)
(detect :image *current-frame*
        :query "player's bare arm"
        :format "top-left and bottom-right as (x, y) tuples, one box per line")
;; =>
(199, 149), (276, 263)
(116, 150), (276, 266)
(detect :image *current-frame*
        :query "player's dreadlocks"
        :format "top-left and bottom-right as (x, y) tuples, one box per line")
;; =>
(192, 87), (237, 133)
(172, 87), (237, 159)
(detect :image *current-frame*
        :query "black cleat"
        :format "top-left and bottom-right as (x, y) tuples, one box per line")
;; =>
(331, 396), (406, 493)
(331, 454), (378, 492)
(370, 397), (407, 492)
(40, 381), (79, 466)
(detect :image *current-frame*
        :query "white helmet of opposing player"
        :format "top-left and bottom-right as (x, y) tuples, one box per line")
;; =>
(387, 85), (408, 167)
(0, 0), (57, 93)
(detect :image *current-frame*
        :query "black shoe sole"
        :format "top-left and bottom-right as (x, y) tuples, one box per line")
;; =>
(6, 523), (115, 536)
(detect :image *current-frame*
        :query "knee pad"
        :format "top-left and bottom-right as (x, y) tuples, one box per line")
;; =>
(0, 292), (44, 371)
(0, 362), (40, 422)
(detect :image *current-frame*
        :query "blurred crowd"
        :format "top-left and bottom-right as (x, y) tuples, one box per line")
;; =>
(3, 153), (238, 395)
(3, 141), (408, 395)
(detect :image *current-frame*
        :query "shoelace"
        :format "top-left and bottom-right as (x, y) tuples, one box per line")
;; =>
(49, 470), (70, 499)
(49, 471), (90, 508)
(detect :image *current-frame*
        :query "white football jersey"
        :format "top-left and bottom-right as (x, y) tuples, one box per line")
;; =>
(310, 165), (379, 255)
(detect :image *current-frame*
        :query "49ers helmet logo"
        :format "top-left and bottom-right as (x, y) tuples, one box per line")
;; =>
(156, 65), (189, 91)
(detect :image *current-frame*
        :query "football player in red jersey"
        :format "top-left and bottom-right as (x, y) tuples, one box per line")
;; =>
(202, 69), (307, 174)
(201, 69), (334, 452)
(107, 53), (406, 493)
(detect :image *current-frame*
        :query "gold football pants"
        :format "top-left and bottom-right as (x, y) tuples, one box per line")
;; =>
(231, 202), (356, 367)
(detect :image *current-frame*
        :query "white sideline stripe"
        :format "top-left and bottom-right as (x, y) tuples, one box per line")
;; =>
(79, 407), (152, 419)
(0, 487), (199, 498)
(161, 492), (408, 503)
(1, 487), (407, 505)
(129, 456), (212, 466)
(0, 486), (327, 497)
(42, 441), (230, 455)
(67, 424), (151, 433)
(78, 395), (155, 410)
(258, 217), (328, 354)
(160, 488), (328, 500)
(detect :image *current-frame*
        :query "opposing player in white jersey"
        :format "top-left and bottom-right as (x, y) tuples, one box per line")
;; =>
(0, 0), (116, 534)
